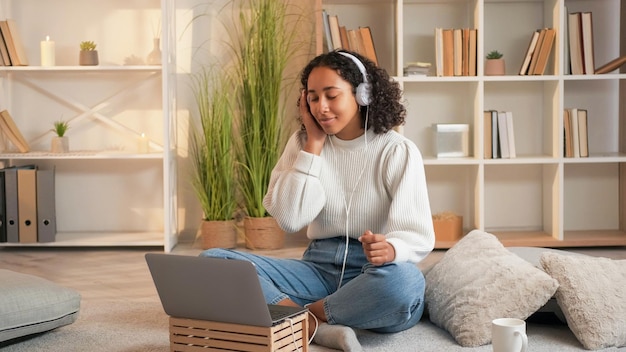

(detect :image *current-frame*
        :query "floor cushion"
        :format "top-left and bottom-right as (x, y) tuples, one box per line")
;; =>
(424, 230), (559, 347)
(0, 269), (81, 343)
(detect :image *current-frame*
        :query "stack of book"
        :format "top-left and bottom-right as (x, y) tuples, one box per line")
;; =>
(0, 165), (57, 243)
(435, 27), (477, 77)
(563, 108), (589, 158)
(0, 19), (29, 66)
(321, 10), (378, 66)
(518, 28), (556, 75)
(483, 110), (516, 159)
(567, 12), (594, 75)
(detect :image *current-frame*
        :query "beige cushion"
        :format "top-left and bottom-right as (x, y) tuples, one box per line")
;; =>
(424, 230), (559, 347)
(540, 252), (626, 350)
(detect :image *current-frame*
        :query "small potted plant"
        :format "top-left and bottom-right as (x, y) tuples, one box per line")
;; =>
(485, 50), (505, 76)
(50, 120), (70, 153)
(79, 41), (99, 66)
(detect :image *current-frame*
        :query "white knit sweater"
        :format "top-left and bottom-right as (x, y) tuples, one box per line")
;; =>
(263, 129), (435, 264)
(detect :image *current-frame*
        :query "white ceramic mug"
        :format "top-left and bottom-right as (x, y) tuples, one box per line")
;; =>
(492, 318), (528, 352)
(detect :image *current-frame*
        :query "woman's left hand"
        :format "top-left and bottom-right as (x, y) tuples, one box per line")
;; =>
(359, 230), (396, 265)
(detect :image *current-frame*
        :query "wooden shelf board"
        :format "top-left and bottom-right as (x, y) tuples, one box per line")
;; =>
(0, 231), (165, 248)
(436, 230), (626, 249)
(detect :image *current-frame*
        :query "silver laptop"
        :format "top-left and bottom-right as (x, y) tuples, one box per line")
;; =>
(145, 253), (307, 327)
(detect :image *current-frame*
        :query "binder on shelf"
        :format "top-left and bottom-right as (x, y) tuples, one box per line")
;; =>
(2, 166), (19, 242)
(17, 165), (38, 243)
(36, 167), (57, 242)
(0, 170), (6, 242)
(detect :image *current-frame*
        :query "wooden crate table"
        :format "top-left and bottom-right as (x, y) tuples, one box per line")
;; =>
(169, 312), (309, 352)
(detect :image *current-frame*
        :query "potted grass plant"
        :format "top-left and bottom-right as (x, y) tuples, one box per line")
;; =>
(189, 68), (238, 249)
(50, 120), (70, 153)
(229, 0), (307, 249)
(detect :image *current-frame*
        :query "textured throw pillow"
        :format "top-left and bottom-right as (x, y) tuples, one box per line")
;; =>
(0, 269), (81, 343)
(424, 230), (559, 347)
(540, 252), (626, 350)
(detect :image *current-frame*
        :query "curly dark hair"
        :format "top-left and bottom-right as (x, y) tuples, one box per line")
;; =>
(299, 50), (406, 134)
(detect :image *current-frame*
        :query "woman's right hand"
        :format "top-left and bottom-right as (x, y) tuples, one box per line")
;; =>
(300, 90), (327, 155)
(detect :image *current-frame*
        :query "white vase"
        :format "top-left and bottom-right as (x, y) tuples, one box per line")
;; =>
(146, 38), (161, 65)
(51, 136), (69, 153)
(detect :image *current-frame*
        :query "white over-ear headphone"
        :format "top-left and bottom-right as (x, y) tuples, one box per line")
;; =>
(338, 51), (372, 106)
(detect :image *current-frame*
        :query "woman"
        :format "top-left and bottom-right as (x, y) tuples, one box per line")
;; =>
(200, 50), (435, 351)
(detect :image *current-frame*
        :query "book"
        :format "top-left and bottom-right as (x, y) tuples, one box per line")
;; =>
(491, 110), (500, 158)
(483, 111), (492, 159)
(595, 55), (626, 74)
(519, 30), (540, 75)
(532, 28), (556, 75)
(468, 29), (477, 76)
(568, 13), (584, 75)
(527, 28), (547, 75)
(569, 108), (580, 157)
(0, 26), (11, 66)
(359, 27), (378, 66)
(339, 26), (350, 51)
(442, 29), (454, 77)
(0, 19), (28, 66)
(328, 15), (342, 50)
(581, 12), (594, 75)
(435, 28), (444, 77)
(0, 109), (30, 153)
(506, 111), (516, 158)
(321, 10), (333, 53)
(497, 111), (510, 158)
(577, 109), (589, 157)
(563, 109), (573, 157)
(461, 28), (469, 76)
(453, 28), (462, 76)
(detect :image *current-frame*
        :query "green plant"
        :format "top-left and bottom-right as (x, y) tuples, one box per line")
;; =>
(486, 50), (503, 60)
(80, 41), (97, 51)
(51, 120), (70, 137)
(231, 0), (305, 218)
(189, 68), (237, 221)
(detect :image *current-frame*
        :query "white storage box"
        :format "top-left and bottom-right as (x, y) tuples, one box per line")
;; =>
(433, 124), (469, 157)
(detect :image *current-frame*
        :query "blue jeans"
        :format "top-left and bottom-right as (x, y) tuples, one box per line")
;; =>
(199, 237), (425, 333)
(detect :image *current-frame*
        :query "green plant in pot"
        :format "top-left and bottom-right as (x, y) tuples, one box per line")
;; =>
(189, 68), (238, 249)
(79, 40), (99, 66)
(230, 0), (306, 249)
(50, 120), (70, 153)
(485, 50), (505, 76)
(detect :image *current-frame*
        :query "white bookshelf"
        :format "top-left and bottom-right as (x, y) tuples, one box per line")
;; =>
(317, 0), (626, 248)
(0, 0), (178, 251)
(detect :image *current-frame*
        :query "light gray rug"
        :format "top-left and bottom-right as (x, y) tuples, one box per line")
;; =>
(1, 299), (624, 352)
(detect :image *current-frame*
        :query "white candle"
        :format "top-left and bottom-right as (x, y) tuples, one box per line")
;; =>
(138, 133), (149, 153)
(40, 36), (55, 66)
